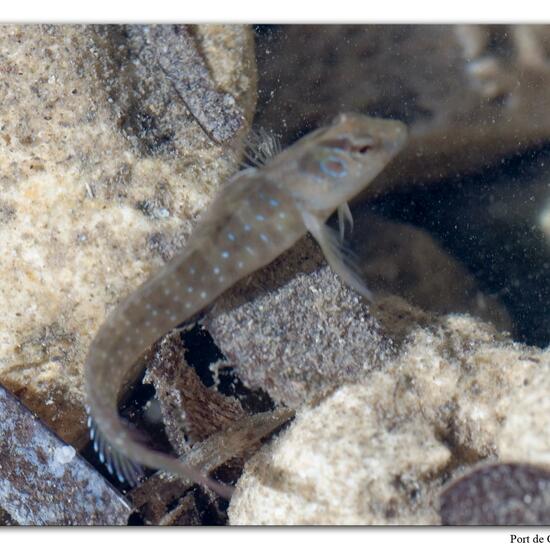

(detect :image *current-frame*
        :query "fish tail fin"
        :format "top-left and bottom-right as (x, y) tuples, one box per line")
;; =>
(87, 411), (233, 499)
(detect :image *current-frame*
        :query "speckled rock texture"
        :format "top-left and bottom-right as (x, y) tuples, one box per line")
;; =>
(205, 213), (511, 409)
(228, 311), (549, 525)
(257, 25), (550, 196)
(0, 384), (132, 525)
(0, 24), (256, 446)
(207, 261), (395, 409)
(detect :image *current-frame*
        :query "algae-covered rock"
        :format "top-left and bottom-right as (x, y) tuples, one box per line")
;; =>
(228, 311), (548, 525)
(0, 24), (256, 445)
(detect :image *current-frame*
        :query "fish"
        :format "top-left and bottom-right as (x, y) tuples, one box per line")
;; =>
(84, 113), (408, 499)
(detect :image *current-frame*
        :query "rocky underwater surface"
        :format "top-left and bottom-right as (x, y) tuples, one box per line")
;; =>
(1, 24), (550, 525)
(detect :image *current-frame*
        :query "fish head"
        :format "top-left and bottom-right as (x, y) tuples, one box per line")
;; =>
(292, 113), (407, 214)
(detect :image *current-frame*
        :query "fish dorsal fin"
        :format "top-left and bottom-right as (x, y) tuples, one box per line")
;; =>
(242, 127), (282, 168)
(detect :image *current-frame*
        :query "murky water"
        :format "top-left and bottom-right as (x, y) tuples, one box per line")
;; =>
(254, 24), (550, 347)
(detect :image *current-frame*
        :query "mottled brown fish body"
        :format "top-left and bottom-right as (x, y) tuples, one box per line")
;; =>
(84, 172), (307, 493)
(88, 174), (305, 392)
(84, 113), (407, 497)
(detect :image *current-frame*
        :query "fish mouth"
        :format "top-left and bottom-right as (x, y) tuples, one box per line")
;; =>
(332, 113), (408, 153)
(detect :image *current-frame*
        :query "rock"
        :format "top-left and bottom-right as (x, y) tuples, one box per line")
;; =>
(0, 384), (133, 526)
(229, 382), (449, 525)
(205, 212), (511, 409)
(440, 463), (550, 525)
(498, 365), (550, 465)
(0, 24), (256, 445)
(228, 314), (549, 524)
(206, 259), (396, 409)
(352, 212), (511, 332)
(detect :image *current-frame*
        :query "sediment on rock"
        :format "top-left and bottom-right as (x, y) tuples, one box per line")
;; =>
(0, 24), (256, 445)
(228, 312), (549, 525)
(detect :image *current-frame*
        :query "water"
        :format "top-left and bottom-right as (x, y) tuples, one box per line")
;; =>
(254, 24), (550, 347)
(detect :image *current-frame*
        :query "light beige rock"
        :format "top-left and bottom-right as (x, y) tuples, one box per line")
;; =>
(0, 25), (256, 445)
(499, 363), (550, 465)
(230, 380), (449, 525)
(228, 314), (548, 525)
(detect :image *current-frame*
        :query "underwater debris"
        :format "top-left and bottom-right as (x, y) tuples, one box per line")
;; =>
(0, 384), (132, 526)
(440, 463), (550, 525)
(129, 407), (293, 524)
(144, 330), (247, 452)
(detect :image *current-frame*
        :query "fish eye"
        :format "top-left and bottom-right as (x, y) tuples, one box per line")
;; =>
(355, 141), (373, 154)
(320, 155), (348, 178)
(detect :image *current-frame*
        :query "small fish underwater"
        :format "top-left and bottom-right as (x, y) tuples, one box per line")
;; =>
(84, 113), (408, 499)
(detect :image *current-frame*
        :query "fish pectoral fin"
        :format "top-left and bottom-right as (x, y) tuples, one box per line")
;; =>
(303, 210), (373, 302)
(337, 202), (354, 242)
